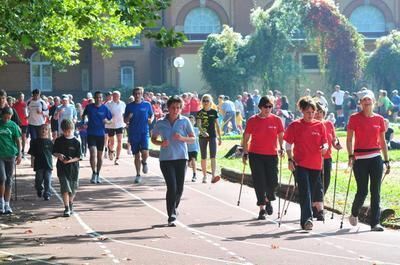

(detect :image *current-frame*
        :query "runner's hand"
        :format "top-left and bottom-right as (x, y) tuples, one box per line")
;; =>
(218, 138), (222, 146)
(278, 149), (285, 158)
(16, 154), (22, 165)
(242, 153), (248, 165)
(384, 161), (391, 174)
(161, 139), (169, 147)
(173, 133), (185, 142)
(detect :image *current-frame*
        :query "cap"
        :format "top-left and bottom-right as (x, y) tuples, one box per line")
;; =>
(105, 91), (112, 96)
(112, 90), (121, 96)
(61, 95), (69, 100)
(86, 92), (93, 99)
(359, 89), (375, 100)
(392, 90), (398, 94)
(316, 90), (324, 95)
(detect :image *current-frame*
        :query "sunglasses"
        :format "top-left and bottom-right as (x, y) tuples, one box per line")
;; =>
(202, 100), (210, 103)
(263, 105), (273, 109)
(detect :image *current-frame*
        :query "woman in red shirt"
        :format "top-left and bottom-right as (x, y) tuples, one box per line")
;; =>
(242, 96), (284, 220)
(312, 102), (341, 221)
(284, 96), (327, 230)
(346, 90), (390, 231)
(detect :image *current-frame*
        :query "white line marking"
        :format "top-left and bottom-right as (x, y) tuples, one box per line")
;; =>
(0, 250), (58, 265)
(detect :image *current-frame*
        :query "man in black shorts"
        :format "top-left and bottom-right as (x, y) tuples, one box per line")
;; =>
(82, 92), (112, 184)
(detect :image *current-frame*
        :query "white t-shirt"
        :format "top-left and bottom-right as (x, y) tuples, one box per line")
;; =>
(331, 90), (345, 105)
(27, 98), (48, 126)
(106, 100), (126, 129)
(55, 104), (77, 132)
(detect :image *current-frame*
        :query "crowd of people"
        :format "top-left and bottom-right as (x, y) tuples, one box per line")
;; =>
(0, 84), (393, 230)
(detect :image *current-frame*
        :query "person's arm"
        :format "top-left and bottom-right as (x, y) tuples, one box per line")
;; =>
(379, 131), (390, 175)
(278, 131), (284, 157)
(148, 104), (154, 125)
(215, 119), (222, 145)
(242, 132), (250, 164)
(285, 142), (295, 172)
(14, 136), (22, 165)
(346, 129), (354, 167)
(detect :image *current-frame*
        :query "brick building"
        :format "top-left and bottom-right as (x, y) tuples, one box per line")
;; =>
(0, 0), (399, 98)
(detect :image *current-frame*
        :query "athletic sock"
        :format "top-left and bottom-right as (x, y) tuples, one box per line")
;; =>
(4, 201), (10, 207)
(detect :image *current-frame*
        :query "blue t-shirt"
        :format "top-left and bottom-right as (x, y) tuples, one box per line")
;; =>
(187, 127), (199, 152)
(83, 104), (112, 136)
(152, 115), (195, 161)
(124, 101), (153, 135)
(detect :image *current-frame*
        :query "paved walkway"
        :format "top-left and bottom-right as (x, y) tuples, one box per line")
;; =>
(0, 153), (399, 264)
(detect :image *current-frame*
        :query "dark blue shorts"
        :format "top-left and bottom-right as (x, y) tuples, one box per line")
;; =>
(129, 133), (149, 154)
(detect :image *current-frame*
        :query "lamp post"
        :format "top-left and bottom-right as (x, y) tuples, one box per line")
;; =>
(173, 56), (185, 95)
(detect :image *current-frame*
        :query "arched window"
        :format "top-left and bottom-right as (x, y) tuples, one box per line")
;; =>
(350, 5), (386, 35)
(184, 7), (221, 40)
(30, 52), (52, 92)
(121, 66), (134, 89)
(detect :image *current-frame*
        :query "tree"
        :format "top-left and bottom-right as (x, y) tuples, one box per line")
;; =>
(200, 25), (252, 97)
(0, 0), (186, 66)
(366, 30), (400, 92)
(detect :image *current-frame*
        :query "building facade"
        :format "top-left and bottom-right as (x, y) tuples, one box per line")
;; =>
(0, 0), (399, 98)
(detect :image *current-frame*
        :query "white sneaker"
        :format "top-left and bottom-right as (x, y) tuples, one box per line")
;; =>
(134, 175), (142, 184)
(127, 149), (132, 155)
(202, 176), (207, 183)
(0, 202), (4, 214)
(142, 161), (148, 174)
(371, 224), (384, 232)
(4, 205), (12, 214)
(349, 215), (358, 226)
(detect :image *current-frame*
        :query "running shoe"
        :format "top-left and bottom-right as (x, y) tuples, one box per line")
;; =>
(258, 209), (266, 220)
(202, 176), (207, 183)
(315, 210), (325, 221)
(142, 161), (148, 174)
(90, 173), (97, 184)
(349, 215), (358, 226)
(134, 175), (142, 184)
(4, 205), (13, 214)
(168, 215), (177, 227)
(192, 176), (197, 182)
(63, 208), (71, 217)
(43, 195), (50, 201)
(302, 220), (313, 231)
(37, 190), (43, 198)
(0, 202), (4, 214)
(96, 174), (102, 184)
(69, 203), (74, 215)
(127, 149), (132, 155)
(371, 224), (384, 232)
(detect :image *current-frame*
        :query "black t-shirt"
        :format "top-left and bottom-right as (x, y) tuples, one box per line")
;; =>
(196, 109), (218, 138)
(28, 138), (53, 171)
(385, 127), (394, 143)
(53, 136), (81, 179)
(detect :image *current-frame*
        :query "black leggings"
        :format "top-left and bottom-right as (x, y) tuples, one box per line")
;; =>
(160, 159), (187, 219)
(248, 153), (278, 205)
(351, 156), (383, 227)
(199, 137), (217, 159)
(322, 158), (332, 194)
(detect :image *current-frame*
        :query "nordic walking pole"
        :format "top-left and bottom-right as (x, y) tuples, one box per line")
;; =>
(278, 156), (283, 218)
(331, 148), (340, 219)
(284, 179), (296, 215)
(340, 167), (353, 229)
(331, 138), (340, 219)
(237, 163), (246, 206)
(321, 169), (325, 224)
(279, 171), (293, 227)
(14, 162), (17, 201)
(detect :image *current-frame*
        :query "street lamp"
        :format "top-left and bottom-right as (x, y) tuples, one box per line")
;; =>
(173, 56), (184, 95)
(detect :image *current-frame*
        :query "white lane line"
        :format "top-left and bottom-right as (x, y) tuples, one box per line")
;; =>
(0, 250), (58, 265)
(101, 177), (251, 265)
(52, 188), (120, 264)
(103, 175), (395, 265)
(186, 185), (400, 249)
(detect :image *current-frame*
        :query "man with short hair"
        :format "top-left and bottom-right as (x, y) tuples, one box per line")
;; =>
(54, 96), (77, 134)
(105, 91), (126, 165)
(221, 96), (238, 134)
(27, 89), (48, 140)
(391, 90), (400, 121)
(124, 87), (153, 184)
(82, 91), (112, 184)
(331, 84), (345, 127)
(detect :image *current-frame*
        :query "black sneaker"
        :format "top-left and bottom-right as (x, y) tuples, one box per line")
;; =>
(265, 202), (273, 215)
(37, 190), (43, 198)
(69, 203), (74, 214)
(302, 219), (313, 231)
(315, 210), (325, 221)
(312, 206), (318, 219)
(168, 215), (176, 227)
(258, 209), (266, 220)
(43, 195), (50, 201)
(63, 208), (71, 217)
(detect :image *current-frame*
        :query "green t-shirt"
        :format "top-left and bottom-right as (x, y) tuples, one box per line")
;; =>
(0, 120), (21, 158)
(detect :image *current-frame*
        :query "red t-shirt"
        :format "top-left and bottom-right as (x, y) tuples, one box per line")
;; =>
(182, 99), (191, 114)
(284, 119), (327, 170)
(190, 97), (201, 112)
(323, 120), (335, 159)
(347, 112), (385, 158)
(245, 114), (284, 155)
(13, 100), (28, 126)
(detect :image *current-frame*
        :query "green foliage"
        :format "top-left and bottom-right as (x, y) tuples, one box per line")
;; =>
(366, 30), (400, 92)
(0, 0), (181, 66)
(200, 25), (252, 97)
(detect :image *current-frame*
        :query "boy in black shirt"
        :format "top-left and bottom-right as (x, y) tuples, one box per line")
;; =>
(28, 124), (53, 200)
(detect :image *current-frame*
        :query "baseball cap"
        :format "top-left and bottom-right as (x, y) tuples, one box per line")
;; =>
(359, 89), (375, 100)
